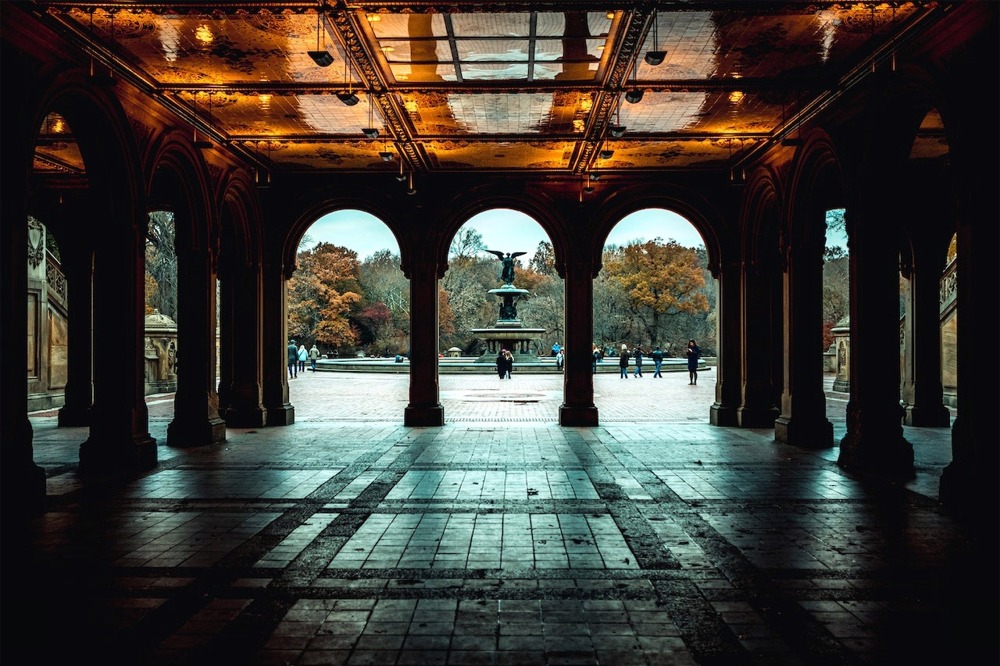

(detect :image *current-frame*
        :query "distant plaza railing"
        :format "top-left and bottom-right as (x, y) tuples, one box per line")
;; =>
(314, 355), (711, 374)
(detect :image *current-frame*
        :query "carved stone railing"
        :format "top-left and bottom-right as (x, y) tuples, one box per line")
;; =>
(45, 251), (68, 309)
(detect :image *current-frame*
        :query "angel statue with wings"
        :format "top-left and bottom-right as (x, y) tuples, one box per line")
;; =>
(486, 250), (526, 286)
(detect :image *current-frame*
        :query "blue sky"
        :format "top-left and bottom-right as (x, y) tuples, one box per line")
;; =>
(302, 207), (708, 263)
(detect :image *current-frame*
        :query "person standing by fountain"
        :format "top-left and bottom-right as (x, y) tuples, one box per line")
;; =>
(496, 349), (506, 378)
(619, 344), (630, 378)
(651, 345), (664, 378)
(687, 339), (701, 385)
(633, 345), (644, 378)
(503, 349), (514, 378)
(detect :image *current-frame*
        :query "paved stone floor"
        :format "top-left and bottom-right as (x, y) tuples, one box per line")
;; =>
(8, 372), (996, 665)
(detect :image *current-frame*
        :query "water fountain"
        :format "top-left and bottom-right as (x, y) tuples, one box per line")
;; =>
(470, 250), (544, 362)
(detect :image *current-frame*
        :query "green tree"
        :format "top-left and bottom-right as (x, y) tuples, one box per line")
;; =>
(145, 210), (177, 319)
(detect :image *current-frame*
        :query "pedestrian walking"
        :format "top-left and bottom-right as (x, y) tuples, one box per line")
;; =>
(556, 349), (564, 370)
(619, 344), (630, 378)
(686, 339), (701, 385)
(309, 344), (320, 371)
(297, 344), (308, 374)
(496, 349), (507, 379)
(287, 339), (298, 379)
(592, 344), (601, 374)
(651, 346), (664, 377)
(633, 345), (644, 377)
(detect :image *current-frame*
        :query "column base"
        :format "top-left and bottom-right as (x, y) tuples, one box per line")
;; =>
(167, 417), (227, 447)
(737, 406), (779, 428)
(904, 404), (951, 427)
(79, 435), (158, 478)
(266, 405), (295, 426)
(774, 415), (834, 448)
(838, 430), (914, 480)
(223, 406), (268, 428)
(559, 404), (599, 427)
(710, 404), (738, 426)
(57, 404), (92, 427)
(405, 404), (444, 426)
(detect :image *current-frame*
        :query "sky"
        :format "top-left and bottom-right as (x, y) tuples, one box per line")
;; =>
(301, 207), (708, 264)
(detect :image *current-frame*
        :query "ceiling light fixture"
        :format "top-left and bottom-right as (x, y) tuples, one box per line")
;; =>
(609, 100), (626, 137)
(644, 10), (666, 66)
(625, 52), (643, 104)
(338, 57), (359, 106)
(307, 8), (334, 67)
(378, 133), (393, 161)
(406, 171), (416, 195)
(362, 94), (379, 138)
(395, 159), (407, 181)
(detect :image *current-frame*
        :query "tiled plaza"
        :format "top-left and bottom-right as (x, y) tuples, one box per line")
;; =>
(8, 372), (994, 665)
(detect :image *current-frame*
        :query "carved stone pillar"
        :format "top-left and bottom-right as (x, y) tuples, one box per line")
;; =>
(262, 256), (294, 426)
(1, 179), (46, 509)
(57, 242), (94, 426)
(738, 262), (779, 427)
(404, 251), (444, 426)
(167, 241), (226, 447)
(838, 202), (913, 477)
(560, 258), (598, 426)
(901, 244), (950, 427)
(79, 207), (157, 476)
(774, 230), (833, 448)
(710, 260), (740, 426)
(220, 258), (266, 428)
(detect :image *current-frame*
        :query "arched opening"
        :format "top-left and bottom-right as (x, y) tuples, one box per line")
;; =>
(440, 208), (561, 422)
(594, 208), (716, 421)
(285, 209), (407, 420)
(823, 207), (849, 402)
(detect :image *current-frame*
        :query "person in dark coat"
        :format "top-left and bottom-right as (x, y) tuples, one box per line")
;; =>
(686, 339), (701, 385)
(633, 345), (644, 377)
(619, 344), (630, 378)
(651, 346), (664, 377)
(503, 349), (513, 379)
(496, 350), (507, 379)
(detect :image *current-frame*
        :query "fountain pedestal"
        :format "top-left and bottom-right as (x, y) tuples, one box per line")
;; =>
(469, 284), (544, 362)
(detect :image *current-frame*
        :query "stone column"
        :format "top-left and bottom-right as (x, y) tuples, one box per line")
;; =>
(0, 176), (46, 509)
(79, 207), (157, 476)
(710, 260), (740, 426)
(262, 256), (294, 425)
(774, 228), (833, 448)
(220, 258), (267, 428)
(404, 251), (444, 426)
(837, 201), (913, 477)
(57, 240), (94, 427)
(901, 243), (950, 427)
(738, 262), (779, 427)
(167, 241), (226, 447)
(560, 258), (598, 426)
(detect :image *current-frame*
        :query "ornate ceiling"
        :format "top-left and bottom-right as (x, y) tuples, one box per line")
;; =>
(31, 1), (941, 179)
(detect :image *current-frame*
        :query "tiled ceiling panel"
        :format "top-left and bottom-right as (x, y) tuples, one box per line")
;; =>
(35, 2), (942, 177)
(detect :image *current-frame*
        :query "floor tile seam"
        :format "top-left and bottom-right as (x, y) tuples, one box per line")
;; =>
(661, 513), (862, 666)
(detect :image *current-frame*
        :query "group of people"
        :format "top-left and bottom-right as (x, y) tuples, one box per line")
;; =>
(495, 349), (514, 379)
(287, 340), (321, 379)
(614, 339), (702, 384)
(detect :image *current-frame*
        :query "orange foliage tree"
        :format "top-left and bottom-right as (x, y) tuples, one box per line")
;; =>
(287, 243), (363, 352)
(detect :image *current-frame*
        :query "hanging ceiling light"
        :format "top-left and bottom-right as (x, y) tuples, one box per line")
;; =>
(362, 94), (380, 138)
(378, 133), (393, 161)
(644, 10), (666, 66)
(338, 57), (359, 105)
(625, 52), (644, 104)
(307, 8), (334, 67)
(609, 101), (626, 137)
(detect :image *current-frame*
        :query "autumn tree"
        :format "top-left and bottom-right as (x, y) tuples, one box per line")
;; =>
(359, 249), (410, 354)
(287, 242), (363, 353)
(600, 239), (709, 350)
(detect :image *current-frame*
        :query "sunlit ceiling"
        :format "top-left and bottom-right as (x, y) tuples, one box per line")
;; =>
(31, 1), (937, 178)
